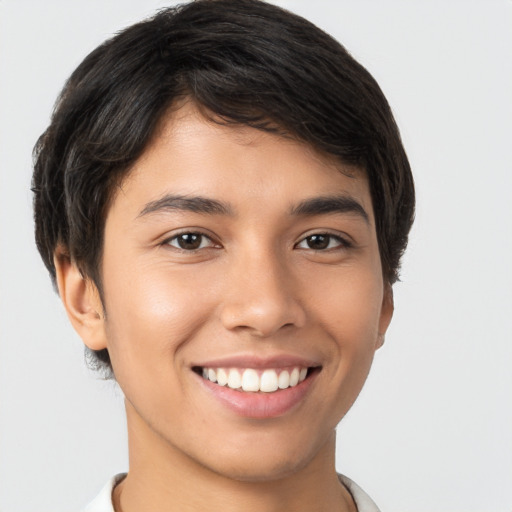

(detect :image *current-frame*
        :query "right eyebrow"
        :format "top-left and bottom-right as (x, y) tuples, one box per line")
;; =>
(289, 194), (370, 224)
(137, 194), (234, 218)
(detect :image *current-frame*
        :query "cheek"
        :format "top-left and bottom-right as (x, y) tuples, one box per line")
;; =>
(306, 263), (384, 374)
(312, 271), (384, 416)
(310, 263), (383, 334)
(101, 258), (216, 378)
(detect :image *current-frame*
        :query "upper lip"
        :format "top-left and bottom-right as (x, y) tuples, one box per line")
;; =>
(192, 353), (321, 369)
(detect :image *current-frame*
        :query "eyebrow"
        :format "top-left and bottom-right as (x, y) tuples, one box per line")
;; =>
(137, 193), (369, 224)
(290, 195), (369, 224)
(138, 194), (233, 218)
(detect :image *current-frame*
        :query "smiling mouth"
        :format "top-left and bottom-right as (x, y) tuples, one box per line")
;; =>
(193, 366), (318, 393)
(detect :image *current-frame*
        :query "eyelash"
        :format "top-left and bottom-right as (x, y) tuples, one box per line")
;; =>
(163, 231), (218, 251)
(295, 233), (352, 251)
(162, 231), (352, 252)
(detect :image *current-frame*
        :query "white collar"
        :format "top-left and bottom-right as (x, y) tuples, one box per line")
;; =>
(83, 473), (380, 512)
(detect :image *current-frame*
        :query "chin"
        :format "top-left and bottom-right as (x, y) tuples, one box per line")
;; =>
(192, 433), (329, 484)
(211, 455), (310, 483)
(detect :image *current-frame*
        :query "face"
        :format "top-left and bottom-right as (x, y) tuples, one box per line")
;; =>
(81, 102), (392, 481)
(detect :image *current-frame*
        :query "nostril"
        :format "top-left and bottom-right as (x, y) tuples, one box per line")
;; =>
(219, 306), (305, 338)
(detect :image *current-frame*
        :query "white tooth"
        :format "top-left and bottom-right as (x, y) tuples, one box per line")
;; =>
(216, 368), (228, 386)
(227, 369), (242, 389)
(299, 368), (308, 382)
(289, 367), (300, 387)
(208, 368), (217, 382)
(202, 367), (208, 379)
(260, 369), (279, 393)
(278, 370), (290, 389)
(242, 369), (260, 392)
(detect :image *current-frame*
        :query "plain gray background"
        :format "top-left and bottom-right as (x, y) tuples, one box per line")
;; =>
(1, 1), (511, 511)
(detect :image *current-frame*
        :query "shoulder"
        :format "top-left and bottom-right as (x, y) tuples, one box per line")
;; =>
(338, 474), (381, 512)
(81, 473), (126, 512)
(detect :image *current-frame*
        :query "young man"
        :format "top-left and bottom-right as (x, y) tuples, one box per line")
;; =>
(32, 1), (414, 510)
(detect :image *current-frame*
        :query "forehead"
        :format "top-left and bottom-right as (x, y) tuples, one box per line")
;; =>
(113, 102), (373, 222)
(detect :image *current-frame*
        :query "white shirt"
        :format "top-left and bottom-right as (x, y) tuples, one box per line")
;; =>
(83, 473), (380, 512)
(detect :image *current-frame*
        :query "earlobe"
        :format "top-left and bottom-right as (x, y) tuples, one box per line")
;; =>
(54, 248), (108, 351)
(376, 284), (394, 349)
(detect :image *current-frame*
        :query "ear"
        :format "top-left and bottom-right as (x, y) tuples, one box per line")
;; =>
(54, 248), (108, 351)
(376, 284), (394, 349)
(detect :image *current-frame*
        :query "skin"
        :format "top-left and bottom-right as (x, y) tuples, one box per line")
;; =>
(56, 102), (393, 512)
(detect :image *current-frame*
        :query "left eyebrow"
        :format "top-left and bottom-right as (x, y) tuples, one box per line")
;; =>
(289, 195), (369, 224)
(137, 194), (234, 218)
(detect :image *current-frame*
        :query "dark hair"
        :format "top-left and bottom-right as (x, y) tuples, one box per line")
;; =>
(32, 0), (415, 375)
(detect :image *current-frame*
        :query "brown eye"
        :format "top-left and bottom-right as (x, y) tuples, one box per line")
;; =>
(296, 233), (349, 251)
(167, 233), (211, 250)
(305, 234), (330, 250)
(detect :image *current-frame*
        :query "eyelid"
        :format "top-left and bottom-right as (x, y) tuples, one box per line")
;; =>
(294, 231), (354, 250)
(158, 228), (354, 251)
(160, 228), (221, 250)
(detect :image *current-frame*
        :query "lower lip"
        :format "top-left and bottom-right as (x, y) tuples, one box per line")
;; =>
(196, 371), (318, 419)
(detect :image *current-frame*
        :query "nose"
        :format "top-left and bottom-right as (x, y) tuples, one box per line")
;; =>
(219, 251), (306, 337)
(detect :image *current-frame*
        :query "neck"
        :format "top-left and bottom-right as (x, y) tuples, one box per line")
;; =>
(114, 400), (356, 512)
